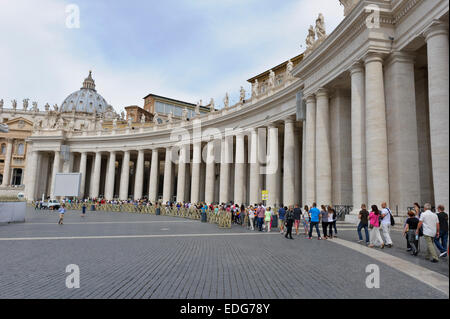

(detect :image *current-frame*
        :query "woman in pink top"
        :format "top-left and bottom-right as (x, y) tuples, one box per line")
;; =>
(369, 205), (384, 248)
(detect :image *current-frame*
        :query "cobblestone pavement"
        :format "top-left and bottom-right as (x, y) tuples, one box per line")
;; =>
(0, 208), (447, 299)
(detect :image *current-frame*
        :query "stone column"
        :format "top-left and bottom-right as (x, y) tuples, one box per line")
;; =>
(234, 133), (245, 205)
(177, 144), (188, 203)
(119, 150), (130, 200)
(190, 142), (201, 204)
(350, 62), (367, 212)
(315, 88), (332, 206)
(1, 139), (13, 187)
(50, 150), (61, 199)
(62, 152), (74, 173)
(304, 95), (316, 205)
(134, 149), (145, 200)
(365, 52), (390, 206)
(162, 147), (173, 203)
(219, 136), (232, 204)
(148, 149), (159, 202)
(249, 128), (261, 205)
(105, 151), (116, 200)
(26, 151), (39, 200)
(79, 152), (87, 198)
(204, 141), (216, 204)
(330, 89), (352, 206)
(267, 124), (280, 208)
(90, 151), (102, 199)
(283, 119), (296, 207)
(424, 22), (449, 209)
(384, 52), (420, 213)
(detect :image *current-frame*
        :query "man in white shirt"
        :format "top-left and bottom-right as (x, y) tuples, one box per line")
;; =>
(417, 203), (440, 263)
(380, 202), (393, 248)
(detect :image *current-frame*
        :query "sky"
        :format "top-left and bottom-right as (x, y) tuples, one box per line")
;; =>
(0, 0), (344, 113)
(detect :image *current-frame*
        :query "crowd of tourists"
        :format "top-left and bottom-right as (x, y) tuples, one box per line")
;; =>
(356, 202), (448, 263)
(35, 195), (448, 263)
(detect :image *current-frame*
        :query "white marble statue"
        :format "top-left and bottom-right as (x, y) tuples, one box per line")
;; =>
(252, 79), (259, 97)
(223, 93), (229, 109)
(195, 101), (201, 115)
(23, 99), (29, 111)
(0, 99), (3, 110)
(306, 25), (316, 49)
(287, 59), (294, 76)
(113, 118), (117, 129)
(32, 101), (38, 112)
(141, 114), (146, 124)
(182, 108), (188, 121)
(239, 86), (246, 103)
(167, 111), (173, 123)
(127, 117), (132, 128)
(153, 113), (160, 125)
(209, 98), (215, 110)
(53, 104), (59, 112)
(11, 99), (17, 110)
(268, 70), (276, 88)
(44, 103), (50, 111)
(315, 13), (326, 40)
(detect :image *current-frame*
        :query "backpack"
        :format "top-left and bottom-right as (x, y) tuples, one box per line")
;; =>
(386, 208), (395, 226)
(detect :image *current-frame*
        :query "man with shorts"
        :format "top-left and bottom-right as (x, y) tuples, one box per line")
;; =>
(293, 204), (302, 236)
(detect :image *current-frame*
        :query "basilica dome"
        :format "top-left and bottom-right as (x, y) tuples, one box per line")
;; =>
(60, 71), (111, 114)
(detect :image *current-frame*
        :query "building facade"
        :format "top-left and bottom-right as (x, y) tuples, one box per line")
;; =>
(18, 0), (450, 215)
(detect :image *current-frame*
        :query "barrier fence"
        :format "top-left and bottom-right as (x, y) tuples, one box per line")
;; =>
(62, 202), (232, 228)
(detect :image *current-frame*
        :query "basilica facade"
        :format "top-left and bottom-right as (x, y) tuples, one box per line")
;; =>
(3, 0), (448, 216)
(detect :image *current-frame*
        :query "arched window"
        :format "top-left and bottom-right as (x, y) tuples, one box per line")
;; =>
(1, 144), (6, 154)
(17, 143), (25, 155)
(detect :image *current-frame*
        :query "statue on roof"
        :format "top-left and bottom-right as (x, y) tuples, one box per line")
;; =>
(11, 99), (17, 110)
(182, 107), (188, 121)
(252, 79), (259, 97)
(141, 114), (146, 124)
(209, 98), (215, 110)
(153, 113), (160, 125)
(23, 99), (29, 111)
(239, 86), (246, 103)
(306, 25), (316, 49)
(268, 70), (276, 88)
(44, 103), (50, 112)
(32, 101), (39, 112)
(315, 13), (326, 40)
(223, 93), (229, 109)
(53, 104), (59, 112)
(0, 99), (3, 110)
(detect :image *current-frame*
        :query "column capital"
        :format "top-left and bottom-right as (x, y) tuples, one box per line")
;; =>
(305, 94), (316, 103)
(284, 117), (296, 124)
(385, 51), (416, 66)
(350, 61), (364, 75)
(423, 20), (449, 42)
(315, 88), (329, 99)
(364, 51), (385, 65)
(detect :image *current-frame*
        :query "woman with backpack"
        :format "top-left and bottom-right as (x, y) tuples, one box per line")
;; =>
(369, 205), (384, 248)
(403, 210), (420, 256)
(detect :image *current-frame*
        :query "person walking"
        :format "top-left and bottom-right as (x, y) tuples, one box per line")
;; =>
(327, 206), (335, 239)
(403, 210), (420, 256)
(58, 204), (66, 225)
(285, 207), (294, 239)
(257, 204), (265, 232)
(329, 205), (338, 237)
(278, 205), (286, 234)
(368, 205), (384, 248)
(81, 203), (87, 217)
(357, 204), (370, 245)
(320, 205), (329, 239)
(308, 203), (322, 240)
(434, 205), (448, 258)
(380, 202), (393, 248)
(417, 203), (440, 263)
(303, 205), (310, 236)
(265, 207), (272, 232)
(248, 206), (256, 231)
(293, 204), (302, 236)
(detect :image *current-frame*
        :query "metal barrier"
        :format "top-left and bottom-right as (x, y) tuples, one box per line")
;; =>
(62, 203), (231, 228)
(333, 205), (353, 221)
